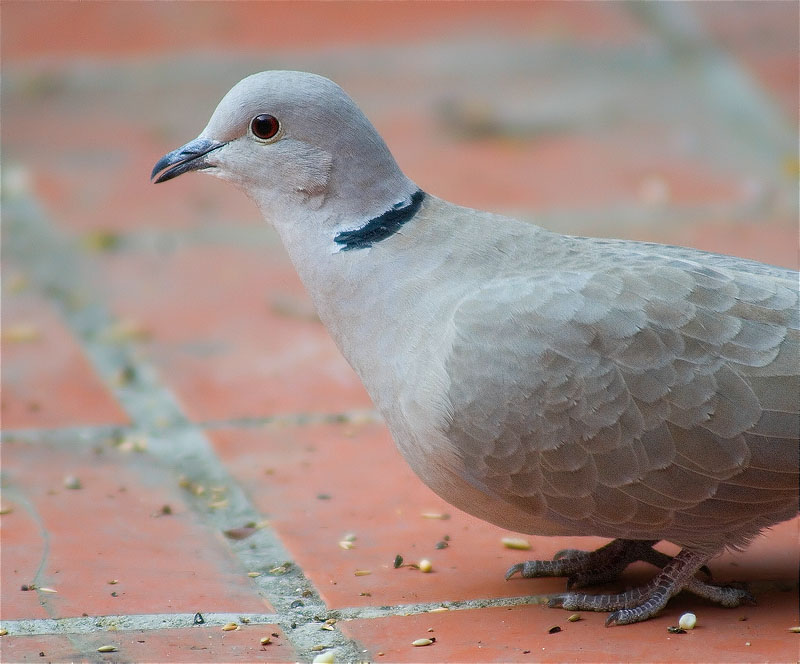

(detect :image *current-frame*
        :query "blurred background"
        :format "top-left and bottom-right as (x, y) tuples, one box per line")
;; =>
(3, 1), (798, 429)
(1, 3), (798, 660)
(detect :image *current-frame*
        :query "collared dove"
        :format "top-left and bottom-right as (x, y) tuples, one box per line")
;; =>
(153, 71), (799, 625)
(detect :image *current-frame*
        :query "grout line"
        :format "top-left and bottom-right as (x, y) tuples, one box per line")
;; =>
(1, 408), (382, 444)
(0, 593), (553, 637)
(0, 613), (281, 637)
(3, 194), (368, 662)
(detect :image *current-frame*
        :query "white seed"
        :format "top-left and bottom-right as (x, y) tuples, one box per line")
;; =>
(789, 626), (800, 633)
(312, 651), (335, 663)
(321, 624), (334, 631)
(501, 537), (531, 550)
(97, 645), (117, 652)
(0, 629), (8, 636)
(222, 622), (238, 631)
(260, 636), (271, 645)
(412, 638), (434, 647)
(63, 476), (82, 490)
(342, 533), (357, 542)
(247, 572), (261, 578)
(568, 613), (581, 622)
(354, 569), (371, 576)
(678, 613), (697, 630)
(38, 587), (57, 593)
(421, 512), (450, 520)
(419, 559), (433, 573)
(338, 540), (355, 550)
(428, 606), (449, 613)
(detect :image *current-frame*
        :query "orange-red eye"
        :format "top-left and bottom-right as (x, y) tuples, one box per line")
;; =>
(251, 114), (280, 140)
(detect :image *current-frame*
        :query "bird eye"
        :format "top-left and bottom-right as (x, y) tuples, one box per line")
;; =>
(250, 114), (280, 140)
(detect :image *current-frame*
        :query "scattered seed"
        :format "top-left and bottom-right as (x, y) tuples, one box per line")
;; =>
(317, 493), (332, 500)
(421, 512), (450, 520)
(193, 613), (204, 624)
(0, 629), (7, 636)
(678, 613), (697, 630)
(419, 559), (433, 573)
(312, 651), (335, 663)
(789, 626), (800, 633)
(224, 527), (256, 540)
(208, 499), (229, 509)
(222, 623), (238, 631)
(104, 318), (150, 343)
(354, 569), (371, 576)
(96, 645), (117, 653)
(548, 626), (561, 634)
(310, 645), (325, 651)
(110, 592), (118, 597)
(568, 614), (581, 623)
(412, 638), (434, 647)
(745, 642), (751, 646)
(427, 628), (434, 633)
(290, 600), (304, 609)
(428, 606), (449, 613)
(269, 562), (292, 575)
(338, 540), (355, 550)
(501, 537), (531, 550)
(108, 580), (119, 585)
(38, 587), (57, 593)
(82, 230), (120, 252)
(359, 592), (371, 597)
(0, 506), (14, 515)
(240, 617), (251, 624)
(667, 626), (686, 634)
(738, 616), (748, 621)
(63, 476), (82, 490)
(260, 636), (271, 645)
(112, 365), (136, 387)
(116, 434), (148, 453)
(435, 540), (448, 549)
(247, 572), (261, 578)
(2, 324), (41, 343)
(393, 554), (404, 568)
(321, 624), (334, 631)
(342, 533), (357, 542)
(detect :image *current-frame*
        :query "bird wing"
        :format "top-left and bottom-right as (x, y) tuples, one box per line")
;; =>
(441, 249), (799, 547)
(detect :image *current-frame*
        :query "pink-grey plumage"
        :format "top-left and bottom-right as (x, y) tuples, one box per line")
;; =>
(153, 71), (799, 625)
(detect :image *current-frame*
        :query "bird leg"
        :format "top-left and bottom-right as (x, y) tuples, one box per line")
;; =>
(507, 538), (669, 588)
(510, 546), (754, 625)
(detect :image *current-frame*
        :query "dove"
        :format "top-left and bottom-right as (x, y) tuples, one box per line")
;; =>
(152, 71), (799, 625)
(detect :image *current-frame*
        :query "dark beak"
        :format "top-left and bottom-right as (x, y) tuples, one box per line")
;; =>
(151, 138), (226, 183)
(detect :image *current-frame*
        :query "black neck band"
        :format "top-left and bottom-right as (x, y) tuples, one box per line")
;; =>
(334, 189), (425, 251)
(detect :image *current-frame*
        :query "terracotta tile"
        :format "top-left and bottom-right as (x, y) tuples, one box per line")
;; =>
(1, 291), (128, 430)
(0, 502), (50, 621)
(339, 593), (799, 663)
(210, 424), (798, 613)
(0, 634), (76, 663)
(694, 1), (799, 123)
(0, 625), (294, 663)
(3, 104), (259, 233)
(2, 2), (647, 62)
(1, 440), (270, 619)
(98, 246), (370, 421)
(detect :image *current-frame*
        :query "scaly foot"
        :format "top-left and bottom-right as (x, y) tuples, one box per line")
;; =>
(507, 543), (751, 625)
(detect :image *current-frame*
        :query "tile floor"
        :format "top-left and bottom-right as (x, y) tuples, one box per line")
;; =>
(2, 2), (798, 662)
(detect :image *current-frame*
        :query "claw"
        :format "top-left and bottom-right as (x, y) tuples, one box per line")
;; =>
(505, 563), (523, 580)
